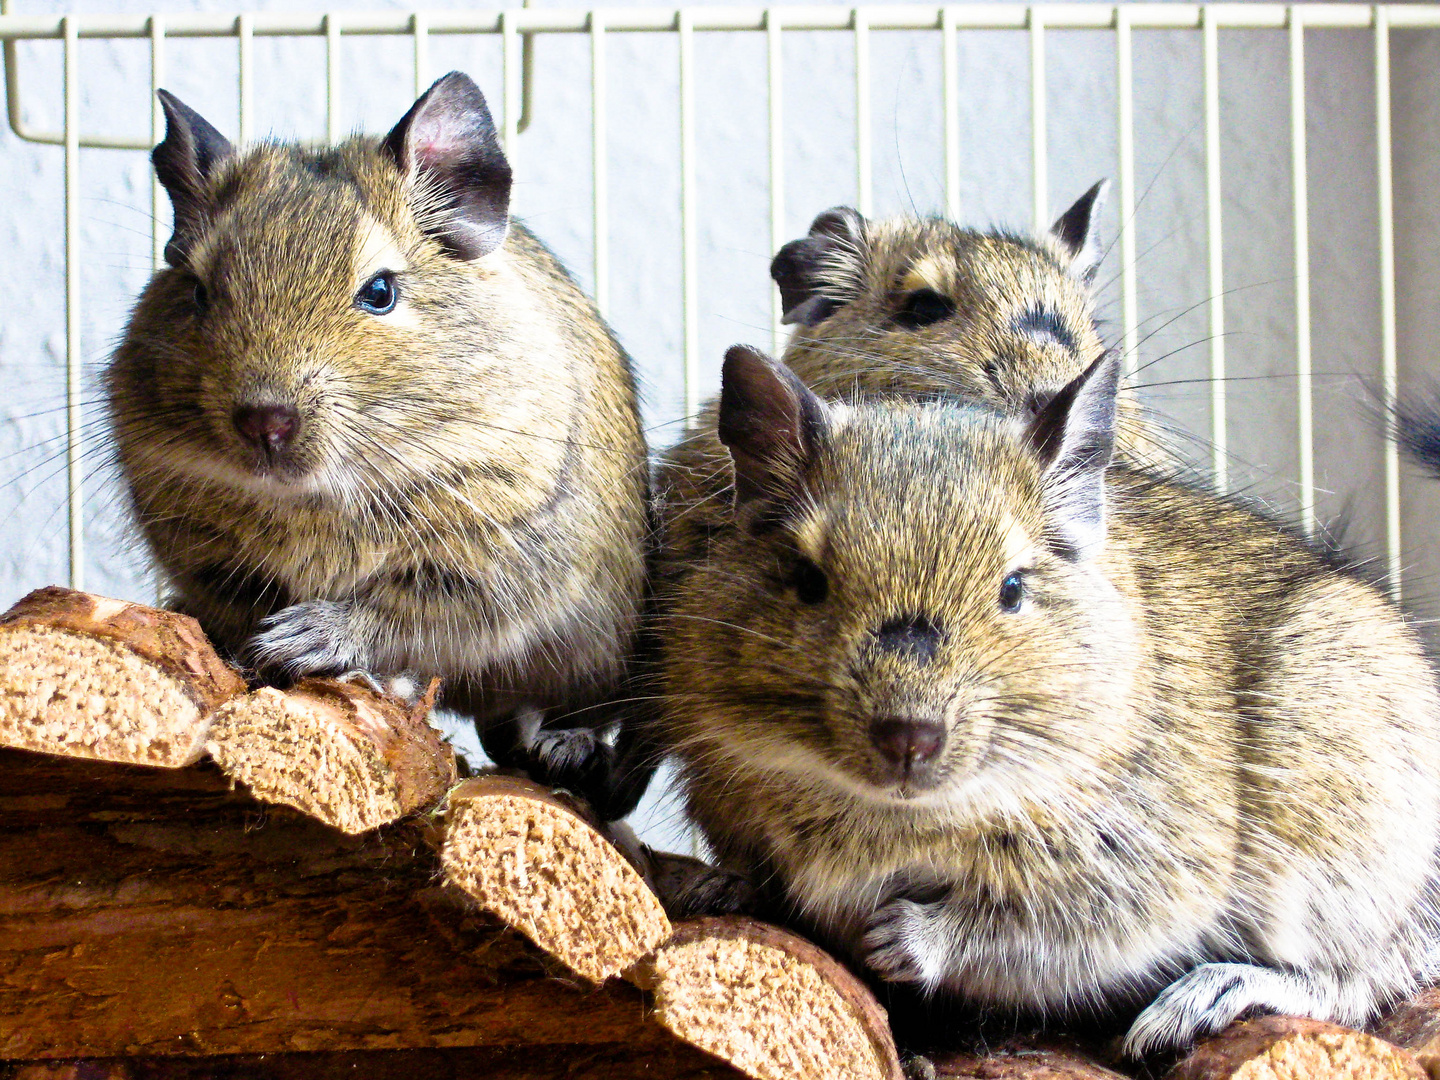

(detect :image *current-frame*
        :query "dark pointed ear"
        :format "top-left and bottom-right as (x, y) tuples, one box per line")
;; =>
(1047, 179), (1108, 285)
(382, 71), (512, 261)
(770, 207), (867, 327)
(718, 345), (829, 510)
(1024, 349), (1120, 558)
(152, 90), (234, 267)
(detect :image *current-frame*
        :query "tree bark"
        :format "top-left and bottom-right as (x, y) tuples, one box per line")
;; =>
(1166, 1015), (1426, 1080)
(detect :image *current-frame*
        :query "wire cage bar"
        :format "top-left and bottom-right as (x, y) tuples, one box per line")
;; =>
(0, 3), (1433, 598)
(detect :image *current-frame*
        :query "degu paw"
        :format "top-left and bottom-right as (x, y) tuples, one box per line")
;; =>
(531, 727), (614, 787)
(648, 851), (759, 920)
(244, 600), (360, 682)
(1123, 962), (1319, 1058)
(860, 897), (948, 988)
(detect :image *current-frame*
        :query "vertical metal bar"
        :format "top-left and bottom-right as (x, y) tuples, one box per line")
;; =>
(325, 12), (341, 143)
(237, 13), (253, 145)
(1115, 6), (1137, 378)
(1290, 6), (1313, 536)
(592, 10), (608, 318)
(679, 8), (699, 418)
(854, 7), (872, 216)
(63, 16), (82, 591)
(150, 16), (165, 272)
(1204, 6), (1227, 490)
(942, 5), (959, 221)
(1376, 4), (1401, 597)
(502, 9), (521, 158)
(412, 12), (429, 99)
(768, 7), (785, 351)
(1030, 6), (1047, 230)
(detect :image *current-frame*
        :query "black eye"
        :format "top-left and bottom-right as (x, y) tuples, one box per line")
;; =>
(355, 271), (398, 315)
(893, 288), (956, 330)
(192, 279), (208, 313)
(999, 572), (1024, 613)
(792, 557), (829, 605)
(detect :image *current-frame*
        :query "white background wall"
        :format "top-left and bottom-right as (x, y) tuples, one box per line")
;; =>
(2, 0), (1438, 850)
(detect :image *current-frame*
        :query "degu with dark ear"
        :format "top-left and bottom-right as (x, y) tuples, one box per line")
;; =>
(653, 343), (1440, 1058)
(769, 183), (1164, 465)
(105, 73), (648, 768)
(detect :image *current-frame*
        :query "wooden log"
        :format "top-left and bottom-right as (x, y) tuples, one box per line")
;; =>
(925, 1040), (1128, 1079)
(439, 775), (671, 983)
(633, 916), (905, 1080)
(1371, 988), (1440, 1079)
(0, 748), (694, 1064)
(4, 1044), (741, 1079)
(206, 676), (455, 834)
(1167, 1016), (1426, 1080)
(0, 587), (244, 767)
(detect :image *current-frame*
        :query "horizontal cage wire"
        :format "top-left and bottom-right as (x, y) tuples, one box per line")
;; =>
(1, 3), (1437, 623)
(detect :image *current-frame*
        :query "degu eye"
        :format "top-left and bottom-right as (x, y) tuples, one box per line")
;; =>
(191, 279), (209, 313)
(892, 288), (956, 330)
(999, 571), (1025, 614)
(792, 557), (829, 605)
(355, 270), (398, 315)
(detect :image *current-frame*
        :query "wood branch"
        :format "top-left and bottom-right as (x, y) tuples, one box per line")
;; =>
(925, 1040), (1129, 1079)
(4, 1044), (741, 1080)
(0, 747), (730, 1074)
(206, 676), (455, 834)
(1166, 1016), (1426, 1080)
(1371, 989), (1440, 1079)
(439, 775), (671, 983)
(0, 587), (245, 767)
(632, 916), (905, 1080)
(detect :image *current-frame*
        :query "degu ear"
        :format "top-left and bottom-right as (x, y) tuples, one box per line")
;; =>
(718, 345), (830, 510)
(770, 207), (867, 327)
(152, 90), (235, 267)
(1024, 349), (1120, 559)
(1047, 179), (1109, 285)
(382, 71), (513, 261)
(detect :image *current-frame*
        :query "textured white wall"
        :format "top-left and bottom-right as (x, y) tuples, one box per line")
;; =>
(2, 0), (1438, 849)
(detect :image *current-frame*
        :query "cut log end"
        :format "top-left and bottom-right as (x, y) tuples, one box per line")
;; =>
(441, 776), (671, 984)
(1167, 1015), (1427, 1080)
(0, 624), (211, 767)
(207, 678), (456, 835)
(644, 917), (904, 1080)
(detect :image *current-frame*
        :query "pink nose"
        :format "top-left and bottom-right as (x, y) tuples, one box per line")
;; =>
(869, 717), (946, 772)
(233, 404), (301, 453)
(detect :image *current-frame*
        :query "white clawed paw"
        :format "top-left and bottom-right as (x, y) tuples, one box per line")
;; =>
(532, 728), (610, 782)
(244, 600), (359, 680)
(1123, 963), (1298, 1058)
(860, 898), (946, 988)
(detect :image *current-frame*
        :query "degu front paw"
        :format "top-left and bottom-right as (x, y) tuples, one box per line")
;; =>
(860, 897), (949, 988)
(244, 600), (361, 681)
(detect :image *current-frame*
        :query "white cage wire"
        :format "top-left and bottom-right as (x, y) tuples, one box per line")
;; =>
(2, 2), (1438, 599)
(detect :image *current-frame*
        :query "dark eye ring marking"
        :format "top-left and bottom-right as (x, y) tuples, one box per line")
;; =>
(999, 571), (1024, 613)
(355, 270), (399, 315)
(892, 288), (956, 330)
(1013, 306), (1077, 352)
(793, 557), (829, 605)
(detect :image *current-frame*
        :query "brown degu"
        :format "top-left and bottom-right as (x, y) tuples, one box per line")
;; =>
(105, 73), (648, 769)
(652, 343), (1440, 1057)
(769, 181), (1160, 463)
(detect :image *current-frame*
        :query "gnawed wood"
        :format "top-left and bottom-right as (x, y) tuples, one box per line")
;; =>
(1167, 1015), (1426, 1080)
(207, 676), (454, 834)
(0, 587), (244, 767)
(635, 916), (905, 1080)
(439, 775), (671, 983)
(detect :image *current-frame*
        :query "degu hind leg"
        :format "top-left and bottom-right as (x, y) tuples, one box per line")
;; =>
(1122, 962), (1384, 1058)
